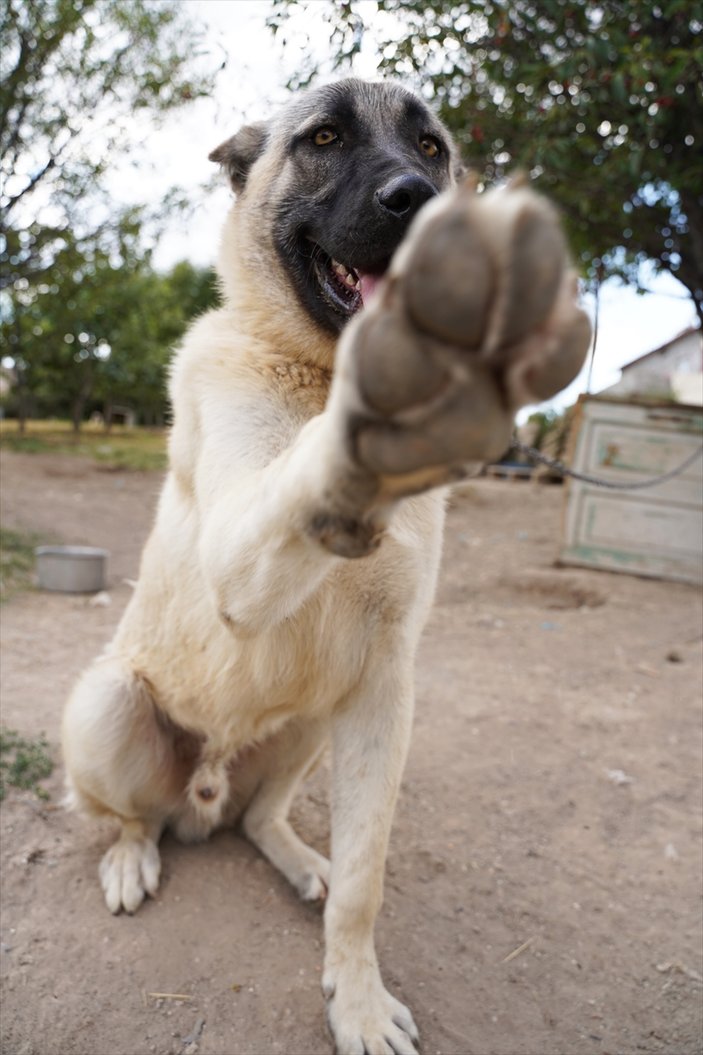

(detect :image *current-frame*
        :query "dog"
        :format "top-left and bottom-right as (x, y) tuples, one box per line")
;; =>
(62, 78), (590, 1054)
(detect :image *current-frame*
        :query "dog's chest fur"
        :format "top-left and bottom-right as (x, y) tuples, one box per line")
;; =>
(117, 502), (442, 751)
(114, 322), (445, 752)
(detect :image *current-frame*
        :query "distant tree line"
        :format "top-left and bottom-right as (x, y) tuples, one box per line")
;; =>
(1, 256), (220, 430)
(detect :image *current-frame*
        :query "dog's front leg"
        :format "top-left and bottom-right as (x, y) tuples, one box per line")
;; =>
(323, 657), (419, 1055)
(194, 404), (395, 636)
(314, 177), (592, 534)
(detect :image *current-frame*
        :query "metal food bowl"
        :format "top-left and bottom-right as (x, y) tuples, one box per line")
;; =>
(35, 545), (109, 594)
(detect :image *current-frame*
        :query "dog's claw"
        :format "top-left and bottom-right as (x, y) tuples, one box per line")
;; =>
(325, 967), (419, 1055)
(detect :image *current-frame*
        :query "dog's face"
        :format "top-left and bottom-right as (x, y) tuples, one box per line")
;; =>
(210, 80), (460, 335)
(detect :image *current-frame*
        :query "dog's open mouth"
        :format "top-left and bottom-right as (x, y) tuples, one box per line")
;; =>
(305, 239), (387, 318)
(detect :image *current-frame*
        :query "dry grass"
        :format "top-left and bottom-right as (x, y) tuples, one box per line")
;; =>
(0, 420), (168, 471)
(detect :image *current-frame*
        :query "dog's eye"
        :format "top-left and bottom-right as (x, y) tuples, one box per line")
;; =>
(419, 136), (441, 159)
(312, 127), (338, 147)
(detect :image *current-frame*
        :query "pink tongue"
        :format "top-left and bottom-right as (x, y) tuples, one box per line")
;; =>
(358, 272), (383, 306)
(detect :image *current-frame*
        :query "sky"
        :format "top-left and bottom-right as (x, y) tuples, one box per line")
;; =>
(125, 0), (697, 413)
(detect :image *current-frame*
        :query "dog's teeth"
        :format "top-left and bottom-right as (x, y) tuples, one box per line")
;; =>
(331, 258), (361, 293)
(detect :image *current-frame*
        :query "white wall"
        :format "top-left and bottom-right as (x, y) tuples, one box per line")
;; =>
(607, 330), (702, 399)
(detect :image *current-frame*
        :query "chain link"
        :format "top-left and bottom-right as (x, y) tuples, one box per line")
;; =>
(510, 440), (703, 491)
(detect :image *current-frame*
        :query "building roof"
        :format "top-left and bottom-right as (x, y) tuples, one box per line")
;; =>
(620, 325), (701, 372)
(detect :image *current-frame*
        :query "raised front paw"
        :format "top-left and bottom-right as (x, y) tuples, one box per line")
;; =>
(339, 175), (591, 492)
(323, 965), (419, 1055)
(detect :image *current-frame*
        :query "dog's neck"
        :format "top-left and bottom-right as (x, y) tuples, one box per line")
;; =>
(267, 358), (332, 387)
(216, 207), (338, 373)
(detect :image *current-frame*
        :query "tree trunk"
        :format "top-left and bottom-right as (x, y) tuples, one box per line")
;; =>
(71, 397), (83, 434)
(15, 364), (30, 434)
(17, 405), (27, 434)
(678, 189), (703, 329)
(71, 373), (92, 435)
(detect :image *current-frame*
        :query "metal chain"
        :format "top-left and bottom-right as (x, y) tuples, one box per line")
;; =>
(511, 439), (703, 490)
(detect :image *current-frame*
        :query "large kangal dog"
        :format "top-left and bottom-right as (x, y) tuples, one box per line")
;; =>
(63, 79), (590, 1054)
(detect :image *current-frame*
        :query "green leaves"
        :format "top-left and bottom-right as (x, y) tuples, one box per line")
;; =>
(1, 0), (225, 429)
(1, 0), (218, 261)
(0, 728), (53, 800)
(0, 244), (220, 428)
(272, 0), (702, 321)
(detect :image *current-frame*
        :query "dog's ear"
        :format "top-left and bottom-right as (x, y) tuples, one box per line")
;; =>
(209, 121), (269, 192)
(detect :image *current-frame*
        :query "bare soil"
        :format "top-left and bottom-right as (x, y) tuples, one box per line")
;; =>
(1, 448), (701, 1055)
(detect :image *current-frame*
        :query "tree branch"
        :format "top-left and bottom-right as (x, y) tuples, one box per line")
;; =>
(0, 155), (56, 219)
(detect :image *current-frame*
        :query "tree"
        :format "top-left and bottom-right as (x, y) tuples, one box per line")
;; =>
(2, 213), (142, 430)
(0, 254), (220, 429)
(93, 261), (221, 428)
(1, 0), (216, 280)
(0, 0), (220, 427)
(270, 0), (703, 324)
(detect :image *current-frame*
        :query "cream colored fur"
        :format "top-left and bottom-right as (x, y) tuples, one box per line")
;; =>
(62, 82), (589, 1054)
(62, 199), (446, 1054)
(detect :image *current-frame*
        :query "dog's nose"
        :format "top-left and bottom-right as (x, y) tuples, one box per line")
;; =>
(375, 174), (437, 219)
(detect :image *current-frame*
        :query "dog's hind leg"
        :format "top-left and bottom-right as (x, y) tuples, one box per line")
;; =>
(62, 657), (186, 914)
(241, 719), (330, 902)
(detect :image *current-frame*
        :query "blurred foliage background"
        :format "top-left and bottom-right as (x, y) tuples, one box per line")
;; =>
(1, 0), (701, 436)
(271, 0), (703, 322)
(1, 0), (221, 431)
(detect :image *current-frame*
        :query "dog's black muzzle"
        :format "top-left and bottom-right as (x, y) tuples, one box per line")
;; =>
(374, 173), (438, 221)
(276, 160), (446, 335)
(321, 166), (440, 276)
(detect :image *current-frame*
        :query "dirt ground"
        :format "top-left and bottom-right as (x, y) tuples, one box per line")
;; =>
(1, 448), (701, 1055)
